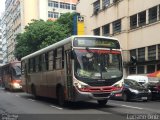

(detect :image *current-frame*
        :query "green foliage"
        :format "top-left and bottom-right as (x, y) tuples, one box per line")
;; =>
(14, 12), (75, 60)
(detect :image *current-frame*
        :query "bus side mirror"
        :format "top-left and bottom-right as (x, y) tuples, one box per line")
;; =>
(130, 56), (137, 65)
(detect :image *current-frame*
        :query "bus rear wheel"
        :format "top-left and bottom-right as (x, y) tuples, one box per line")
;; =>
(57, 87), (66, 107)
(97, 99), (108, 106)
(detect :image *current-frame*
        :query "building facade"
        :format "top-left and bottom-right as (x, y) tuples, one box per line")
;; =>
(0, 20), (3, 66)
(4, 0), (78, 62)
(1, 13), (8, 64)
(77, 0), (160, 76)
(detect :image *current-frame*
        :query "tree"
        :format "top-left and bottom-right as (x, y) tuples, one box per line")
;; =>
(14, 12), (75, 60)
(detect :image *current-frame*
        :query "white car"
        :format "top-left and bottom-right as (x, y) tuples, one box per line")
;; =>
(127, 75), (148, 84)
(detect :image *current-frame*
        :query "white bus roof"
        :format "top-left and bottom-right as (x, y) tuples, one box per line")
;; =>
(21, 35), (119, 61)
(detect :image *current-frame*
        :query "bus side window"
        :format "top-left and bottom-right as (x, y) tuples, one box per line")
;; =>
(48, 51), (54, 71)
(39, 55), (42, 71)
(33, 58), (36, 72)
(21, 61), (25, 75)
(41, 53), (49, 71)
(35, 57), (39, 72)
(55, 47), (64, 69)
(35, 56), (42, 72)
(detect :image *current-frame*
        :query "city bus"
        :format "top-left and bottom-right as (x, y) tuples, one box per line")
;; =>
(0, 61), (22, 91)
(21, 35), (123, 106)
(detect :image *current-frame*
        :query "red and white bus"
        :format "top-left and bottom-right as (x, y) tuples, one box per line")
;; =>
(0, 61), (22, 91)
(21, 35), (123, 106)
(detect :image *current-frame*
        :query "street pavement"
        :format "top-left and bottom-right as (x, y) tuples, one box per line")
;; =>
(0, 87), (160, 120)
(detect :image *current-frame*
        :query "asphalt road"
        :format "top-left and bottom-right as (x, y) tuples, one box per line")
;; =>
(0, 87), (160, 120)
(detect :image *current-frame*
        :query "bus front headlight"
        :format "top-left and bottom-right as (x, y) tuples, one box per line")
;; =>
(74, 80), (89, 91)
(13, 83), (21, 88)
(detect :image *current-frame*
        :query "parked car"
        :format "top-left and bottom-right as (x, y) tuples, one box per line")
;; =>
(127, 75), (149, 85)
(111, 79), (152, 101)
(143, 81), (160, 100)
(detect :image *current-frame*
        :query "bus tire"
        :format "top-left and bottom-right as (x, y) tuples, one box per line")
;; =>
(97, 99), (108, 106)
(57, 87), (66, 107)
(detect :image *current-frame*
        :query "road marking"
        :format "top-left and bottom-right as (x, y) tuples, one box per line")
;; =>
(50, 105), (63, 110)
(27, 99), (36, 102)
(121, 105), (143, 110)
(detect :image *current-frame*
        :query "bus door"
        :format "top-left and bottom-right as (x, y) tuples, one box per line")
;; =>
(65, 50), (73, 100)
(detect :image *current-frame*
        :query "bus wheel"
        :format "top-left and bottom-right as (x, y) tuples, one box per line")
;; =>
(97, 99), (108, 106)
(57, 87), (66, 107)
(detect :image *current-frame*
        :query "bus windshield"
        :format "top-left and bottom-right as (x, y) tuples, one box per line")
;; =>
(11, 66), (21, 79)
(74, 49), (122, 80)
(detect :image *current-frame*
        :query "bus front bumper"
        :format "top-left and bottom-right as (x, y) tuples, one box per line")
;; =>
(72, 87), (111, 101)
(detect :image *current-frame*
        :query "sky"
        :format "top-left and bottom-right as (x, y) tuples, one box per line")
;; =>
(0, 0), (5, 17)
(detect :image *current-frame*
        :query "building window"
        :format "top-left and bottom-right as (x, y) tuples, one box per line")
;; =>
(66, 3), (70, 9)
(60, 2), (65, 9)
(149, 6), (157, 23)
(102, 24), (110, 36)
(129, 66), (136, 74)
(102, 0), (110, 8)
(112, 19), (121, 34)
(158, 44), (160, 60)
(60, 2), (71, 9)
(48, 11), (53, 18)
(130, 49), (137, 63)
(93, 0), (100, 14)
(148, 45), (156, 61)
(72, 4), (76, 10)
(137, 66), (144, 74)
(130, 14), (137, 29)
(93, 28), (100, 35)
(157, 64), (160, 70)
(138, 11), (146, 27)
(48, 1), (52, 7)
(138, 47), (145, 61)
(130, 49), (137, 58)
(48, 1), (58, 8)
(147, 65), (155, 73)
(53, 1), (58, 8)
(48, 11), (59, 18)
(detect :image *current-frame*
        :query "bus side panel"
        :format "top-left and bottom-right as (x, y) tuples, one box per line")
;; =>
(29, 72), (42, 96)
(40, 71), (49, 97)
(46, 71), (57, 98)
